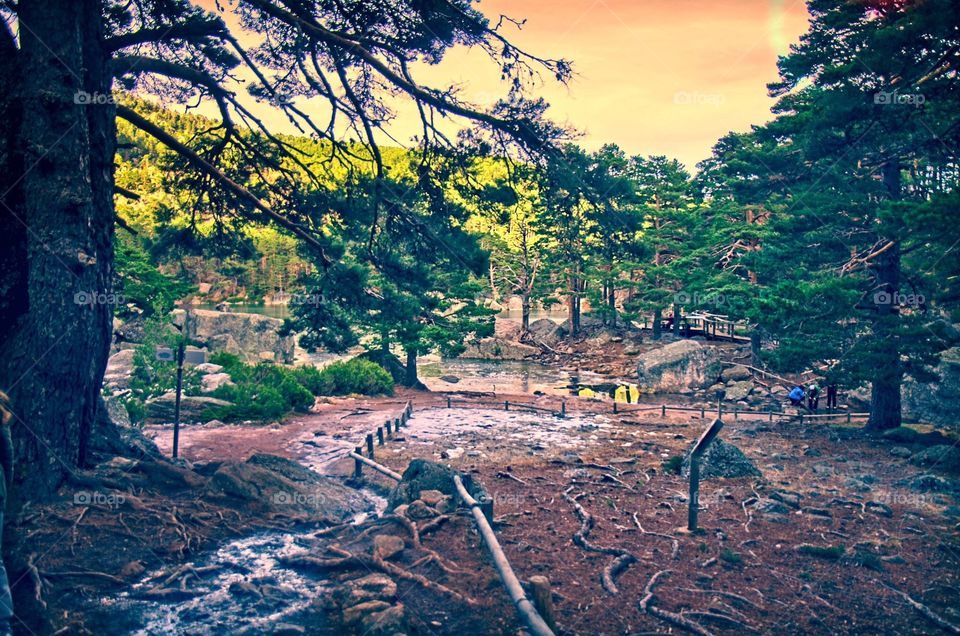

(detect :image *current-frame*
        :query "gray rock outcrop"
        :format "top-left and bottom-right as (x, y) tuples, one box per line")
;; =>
(207, 453), (370, 524)
(680, 439), (761, 480)
(636, 340), (722, 392)
(459, 337), (539, 360)
(184, 309), (295, 364)
(903, 346), (960, 432)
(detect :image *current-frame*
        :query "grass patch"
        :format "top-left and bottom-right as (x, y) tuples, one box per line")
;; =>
(796, 544), (846, 561)
(663, 455), (684, 475)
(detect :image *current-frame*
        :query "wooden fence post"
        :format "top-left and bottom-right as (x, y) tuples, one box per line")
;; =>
(505, 400), (510, 411)
(354, 446), (363, 478)
(662, 405), (666, 417)
(394, 417), (401, 431)
(560, 401), (566, 418)
(366, 433), (375, 458)
(386, 420), (392, 436)
(528, 576), (557, 632)
(688, 418), (724, 532)
(447, 396), (452, 408)
(377, 427), (384, 446)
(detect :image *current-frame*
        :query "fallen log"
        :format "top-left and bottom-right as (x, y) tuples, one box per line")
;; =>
(454, 475), (556, 636)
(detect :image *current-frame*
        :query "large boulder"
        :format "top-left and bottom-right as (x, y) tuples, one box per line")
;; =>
(526, 318), (567, 346)
(636, 340), (722, 392)
(200, 372), (234, 393)
(184, 309), (295, 364)
(145, 392), (232, 423)
(459, 337), (539, 361)
(721, 364), (753, 382)
(724, 380), (754, 401)
(207, 453), (370, 524)
(388, 459), (487, 510)
(903, 346), (960, 432)
(680, 439), (761, 480)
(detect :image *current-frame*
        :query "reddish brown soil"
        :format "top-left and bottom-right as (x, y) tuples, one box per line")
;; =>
(12, 388), (960, 636)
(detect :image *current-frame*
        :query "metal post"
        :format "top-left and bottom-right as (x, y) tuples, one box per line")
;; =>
(662, 404), (666, 417)
(354, 446), (363, 478)
(687, 418), (724, 532)
(688, 457), (701, 531)
(560, 401), (566, 418)
(377, 427), (384, 446)
(505, 400), (509, 411)
(447, 396), (452, 408)
(172, 341), (185, 459)
(734, 408), (739, 421)
(366, 433), (375, 458)
(613, 402), (618, 414)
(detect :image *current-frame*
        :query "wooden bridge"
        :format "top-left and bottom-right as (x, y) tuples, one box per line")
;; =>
(640, 311), (752, 343)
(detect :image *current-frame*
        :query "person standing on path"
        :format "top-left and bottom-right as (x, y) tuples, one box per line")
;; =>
(807, 383), (820, 411)
(826, 383), (838, 410)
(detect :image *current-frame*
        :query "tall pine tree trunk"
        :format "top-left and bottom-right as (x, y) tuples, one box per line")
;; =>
(521, 292), (530, 333)
(652, 307), (662, 340)
(868, 161), (903, 431)
(0, 0), (115, 504)
(404, 347), (419, 388)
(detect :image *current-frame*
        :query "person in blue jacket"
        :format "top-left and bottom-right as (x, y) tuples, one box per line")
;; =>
(788, 385), (805, 407)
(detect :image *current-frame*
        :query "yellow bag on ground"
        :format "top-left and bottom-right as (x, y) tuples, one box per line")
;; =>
(614, 385), (628, 403)
(578, 387), (596, 398)
(628, 384), (640, 403)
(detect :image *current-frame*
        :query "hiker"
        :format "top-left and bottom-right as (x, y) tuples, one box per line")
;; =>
(0, 392), (14, 636)
(807, 382), (820, 411)
(788, 385), (805, 407)
(826, 383), (838, 410)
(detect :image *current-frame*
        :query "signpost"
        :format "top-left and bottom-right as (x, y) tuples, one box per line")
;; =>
(156, 343), (207, 460)
(687, 416), (724, 532)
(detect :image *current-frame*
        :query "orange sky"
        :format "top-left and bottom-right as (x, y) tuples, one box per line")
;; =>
(194, 0), (811, 171)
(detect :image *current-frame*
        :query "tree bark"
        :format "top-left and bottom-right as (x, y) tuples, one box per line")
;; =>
(404, 346), (419, 388)
(521, 292), (530, 333)
(567, 273), (580, 336)
(672, 302), (682, 337)
(653, 307), (662, 340)
(868, 161), (903, 431)
(0, 0), (115, 504)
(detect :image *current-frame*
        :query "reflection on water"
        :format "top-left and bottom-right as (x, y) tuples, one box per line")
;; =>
(419, 358), (615, 396)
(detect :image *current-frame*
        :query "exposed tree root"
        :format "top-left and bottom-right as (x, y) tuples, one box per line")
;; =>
(639, 570), (714, 636)
(633, 513), (680, 560)
(879, 581), (960, 635)
(563, 486), (638, 594)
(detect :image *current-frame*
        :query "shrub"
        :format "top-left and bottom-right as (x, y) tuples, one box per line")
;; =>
(663, 455), (684, 475)
(312, 359), (394, 396)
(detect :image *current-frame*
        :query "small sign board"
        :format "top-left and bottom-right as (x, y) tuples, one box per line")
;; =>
(183, 349), (208, 365)
(155, 346), (208, 365)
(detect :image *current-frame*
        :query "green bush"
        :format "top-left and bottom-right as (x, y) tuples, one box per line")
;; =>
(311, 359), (394, 396)
(201, 354), (391, 422)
